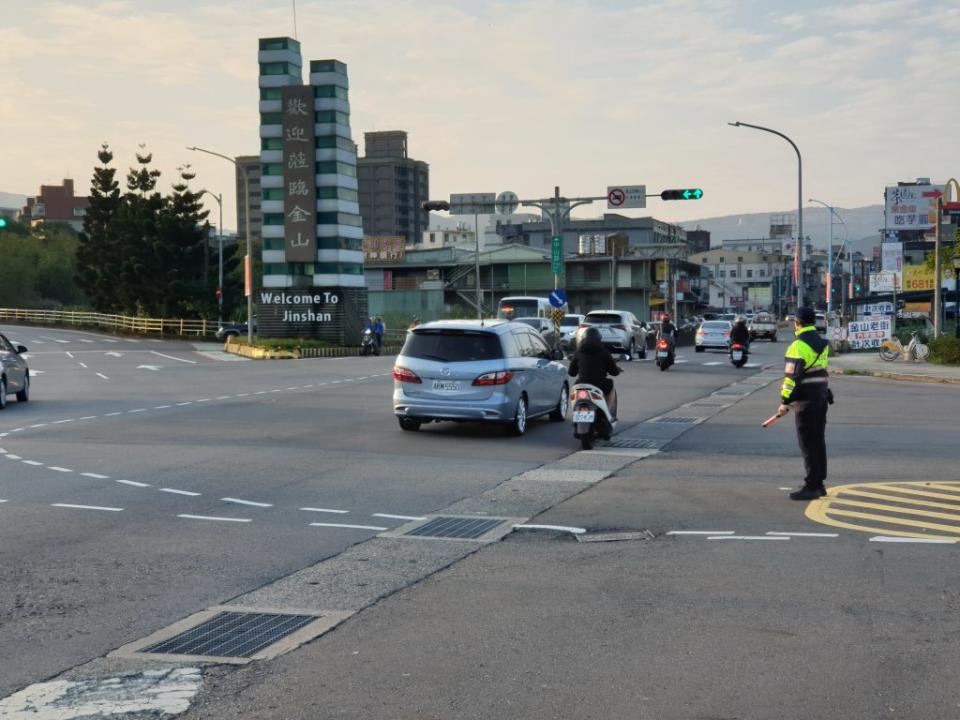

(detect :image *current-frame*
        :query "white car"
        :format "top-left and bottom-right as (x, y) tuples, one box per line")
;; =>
(695, 320), (732, 352)
(581, 310), (648, 359)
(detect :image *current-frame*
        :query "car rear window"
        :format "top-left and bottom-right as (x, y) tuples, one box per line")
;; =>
(702, 321), (730, 330)
(560, 316), (581, 327)
(585, 313), (622, 324)
(402, 330), (504, 362)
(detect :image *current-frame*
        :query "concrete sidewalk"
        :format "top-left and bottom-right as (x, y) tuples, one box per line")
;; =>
(830, 351), (960, 384)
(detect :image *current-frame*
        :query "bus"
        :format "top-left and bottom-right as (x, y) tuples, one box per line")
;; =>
(497, 296), (552, 321)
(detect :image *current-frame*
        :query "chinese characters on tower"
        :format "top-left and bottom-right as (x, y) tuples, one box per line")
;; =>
(281, 86), (317, 263)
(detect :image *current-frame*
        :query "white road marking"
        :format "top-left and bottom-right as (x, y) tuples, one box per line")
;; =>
(176, 401), (193, 406)
(103, 338), (118, 343)
(48, 467), (72, 473)
(79, 416), (97, 420)
(215, 396), (231, 400)
(52, 503), (123, 512)
(667, 530), (735, 536)
(301, 507), (350, 514)
(286, 387), (298, 391)
(154, 405), (171, 409)
(105, 352), (123, 358)
(0, 499), (7, 503)
(236, 393), (250, 397)
(221, 497), (273, 508)
(22, 460), (43, 466)
(767, 532), (839, 538)
(78, 362), (88, 368)
(703, 361), (722, 366)
(65, 351), (74, 358)
(309, 522), (388, 531)
(778, 487), (792, 491)
(254, 391), (268, 395)
(79, 339), (94, 344)
(52, 419), (76, 424)
(270, 389), (283, 393)
(5, 454), (22, 460)
(869, 536), (957, 544)
(160, 488), (201, 497)
(151, 350), (197, 364)
(29, 369), (44, 376)
(105, 412), (123, 417)
(178, 514), (251, 523)
(196, 398), (211, 403)
(137, 365), (161, 371)
(708, 536), (790, 541)
(128, 409), (146, 414)
(80, 472), (110, 479)
(97, 373), (109, 380)
(117, 479), (150, 488)
(372, 513), (427, 521)
(514, 523), (587, 534)
(29, 423), (47, 429)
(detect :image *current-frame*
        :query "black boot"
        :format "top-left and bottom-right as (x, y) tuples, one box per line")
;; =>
(790, 485), (826, 501)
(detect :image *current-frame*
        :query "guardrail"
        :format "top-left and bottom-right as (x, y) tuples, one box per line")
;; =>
(0, 308), (215, 338)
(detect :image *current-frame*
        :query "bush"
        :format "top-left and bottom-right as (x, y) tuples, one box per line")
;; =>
(233, 337), (333, 351)
(929, 335), (960, 365)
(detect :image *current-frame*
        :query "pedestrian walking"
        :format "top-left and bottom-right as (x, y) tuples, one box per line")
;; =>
(775, 306), (833, 500)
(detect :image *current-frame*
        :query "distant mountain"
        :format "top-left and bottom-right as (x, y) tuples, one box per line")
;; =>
(681, 205), (884, 255)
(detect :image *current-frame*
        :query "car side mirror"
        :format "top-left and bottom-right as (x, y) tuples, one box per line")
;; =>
(16, 345), (27, 354)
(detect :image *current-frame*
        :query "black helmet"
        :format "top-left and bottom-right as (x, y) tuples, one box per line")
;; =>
(580, 326), (602, 347)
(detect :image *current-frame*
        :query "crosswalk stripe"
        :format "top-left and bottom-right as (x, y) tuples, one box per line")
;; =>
(824, 507), (960, 536)
(827, 497), (960, 524)
(865, 484), (960, 503)
(838, 488), (960, 511)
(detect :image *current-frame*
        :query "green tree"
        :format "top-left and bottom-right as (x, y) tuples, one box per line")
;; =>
(77, 143), (122, 311)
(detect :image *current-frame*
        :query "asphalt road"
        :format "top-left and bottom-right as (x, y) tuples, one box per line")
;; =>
(0, 323), (784, 700)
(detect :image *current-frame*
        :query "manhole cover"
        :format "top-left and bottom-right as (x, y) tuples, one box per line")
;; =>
(141, 612), (316, 658)
(653, 416), (699, 424)
(405, 516), (504, 539)
(599, 437), (660, 449)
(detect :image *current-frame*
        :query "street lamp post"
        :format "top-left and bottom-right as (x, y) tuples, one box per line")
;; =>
(199, 190), (224, 329)
(808, 199), (850, 317)
(729, 122), (804, 308)
(953, 255), (960, 339)
(188, 147), (253, 345)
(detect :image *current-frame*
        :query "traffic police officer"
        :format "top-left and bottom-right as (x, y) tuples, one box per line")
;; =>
(777, 307), (832, 500)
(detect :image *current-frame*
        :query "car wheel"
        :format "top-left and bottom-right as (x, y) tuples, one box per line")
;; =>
(770, 334), (777, 342)
(505, 395), (528, 436)
(398, 417), (421, 432)
(16, 375), (29, 403)
(0, 378), (6, 410)
(627, 339), (636, 360)
(549, 383), (569, 422)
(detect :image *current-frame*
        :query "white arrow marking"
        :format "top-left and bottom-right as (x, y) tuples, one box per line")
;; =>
(29, 370), (44, 376)
(105, 352), (123, 358)
(136, 365), (161, 371)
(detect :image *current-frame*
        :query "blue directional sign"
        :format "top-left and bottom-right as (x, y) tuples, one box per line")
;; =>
(549, 289), (568, 308)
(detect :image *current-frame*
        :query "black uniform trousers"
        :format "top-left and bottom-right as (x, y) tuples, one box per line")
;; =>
(794, 391), (828, 489)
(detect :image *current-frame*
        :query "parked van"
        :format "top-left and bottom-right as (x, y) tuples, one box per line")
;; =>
(497, 296), (551, 321)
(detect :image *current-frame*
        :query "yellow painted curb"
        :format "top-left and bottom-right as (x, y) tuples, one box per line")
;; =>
(223, 341), (297, 360)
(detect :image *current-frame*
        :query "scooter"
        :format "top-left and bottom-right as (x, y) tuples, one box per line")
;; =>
(360, 328), (379, 356)
(655, 337), (675, 371)
(730, 341), (748, 368)
(570, 383), (617, 451)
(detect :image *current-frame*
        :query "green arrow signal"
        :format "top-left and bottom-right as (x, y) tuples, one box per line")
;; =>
(682, 189), (691, 199)
(692, 188), (703, 199)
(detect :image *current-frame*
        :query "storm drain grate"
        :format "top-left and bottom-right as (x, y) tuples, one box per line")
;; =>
(599, 437), (660, 449)
(653, 416), (700, 424)
(405, 516), (504, 539)
(689, 401), (725, 407)
(141, 611), (316, 658)
(713, 389), (750, 396)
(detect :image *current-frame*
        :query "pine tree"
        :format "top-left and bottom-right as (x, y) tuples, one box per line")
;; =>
(76, 143), (121, 311)
(156, 165), (210, 316)
(116, 146), (164, 314)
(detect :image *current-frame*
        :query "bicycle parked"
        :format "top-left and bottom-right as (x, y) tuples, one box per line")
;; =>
(879, 331), (929, 362)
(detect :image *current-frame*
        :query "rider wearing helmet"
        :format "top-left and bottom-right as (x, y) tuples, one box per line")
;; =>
(731, 315), (751, 347)
(659, 313), (678, 349)
(568, 326), (621, 419)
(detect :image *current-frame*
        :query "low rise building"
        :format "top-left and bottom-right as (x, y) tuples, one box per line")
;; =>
(22, 179), (88, 231)
(689, 247), (792, 313)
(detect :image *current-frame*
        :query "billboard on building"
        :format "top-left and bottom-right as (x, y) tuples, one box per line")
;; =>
(363, 236), (406, 263)
(747, 287), (772, 303)
(847, 318), (892, 350)
(282, 85), (318, 263)
(885, 185), (944, 231)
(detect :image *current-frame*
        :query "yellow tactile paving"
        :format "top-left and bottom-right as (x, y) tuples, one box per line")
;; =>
(806, 481), (960, 540)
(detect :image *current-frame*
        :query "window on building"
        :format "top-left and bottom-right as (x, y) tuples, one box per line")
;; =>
(262, 188), (284, 201)
(747, 269), (753, 278)
(260, 62), (297, 76)
(759, 269), (766, 277)
(259, 88), (283, 101)
(310, 60), (346, 74)
(317, 187), (359, 202)
(259, 38), (299, 51)
(719, 270), (726, 278)
(260, 137), (283, 151)
(315, 110), (350, 125)
(719, 257), (725, 263)
(262, 163), (284, 176)
(264, 237), (284, 250)
(263, 213), (285, 225)
(317, 212), (362, 227)
(313, 85), (349, 100)
(316, 161), (357, 177)
(260, 112), (282, 125)
(315, 136), (356, 151)
(738, 256), (743, 262)
(729, 270), (737, 278)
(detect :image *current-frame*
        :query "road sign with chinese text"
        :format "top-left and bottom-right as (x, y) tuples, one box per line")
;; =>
(282, 85), (317, 263)
(606, 185), (646, 209)
(551, 236), (563, 274)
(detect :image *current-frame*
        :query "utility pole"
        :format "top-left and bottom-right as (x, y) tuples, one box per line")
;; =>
(935, 196), (943, 338)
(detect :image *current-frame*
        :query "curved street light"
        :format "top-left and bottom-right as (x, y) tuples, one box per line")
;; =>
(808, 199), (849, 315)
(729, 121), (804, 308)
(187, 147), (253, 345)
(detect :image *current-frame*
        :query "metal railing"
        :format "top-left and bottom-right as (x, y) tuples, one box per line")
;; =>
(0, 308), (215, 337)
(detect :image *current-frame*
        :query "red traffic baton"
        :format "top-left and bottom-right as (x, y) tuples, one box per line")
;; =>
(762, 409), (788, 428)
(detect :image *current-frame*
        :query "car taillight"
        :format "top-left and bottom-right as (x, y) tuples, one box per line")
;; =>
(696, 328), (704, 335)
(579, 323), (591, 329)
(612, 324), (626, 330)
(577, 389), (590, 400)
(724, 330), (731, 337)
(392, 366), (421, 384)
(473, 371), (514, 386)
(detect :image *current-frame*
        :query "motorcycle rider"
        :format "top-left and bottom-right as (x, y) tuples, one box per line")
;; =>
(568, 327), (621, 420)
(362, 316), (383, 353)
(730, 315), (751, 350)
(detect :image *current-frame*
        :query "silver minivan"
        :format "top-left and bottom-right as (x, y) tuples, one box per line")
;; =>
(392, 320), (569, 436)
(0, 333), (30, 409)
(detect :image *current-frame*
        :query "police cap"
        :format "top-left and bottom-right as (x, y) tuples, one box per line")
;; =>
(797, 307), (816, 325)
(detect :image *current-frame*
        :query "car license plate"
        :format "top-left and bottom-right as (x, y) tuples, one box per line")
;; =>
(573, 410), (595, 423)
(657, 351), (669, 358)
(732, 351), (743, 361)
(431, 380), (461, 392)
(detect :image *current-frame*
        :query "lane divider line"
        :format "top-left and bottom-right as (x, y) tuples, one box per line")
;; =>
(80, 472), (110, 479)
(221, 497), (273, 508)
(708, 536), (790, 541)
(160, 488), (201, 497)
(22, 460), (44, 466)
(372, 513), (426, 521)
(301, 507), (349, 514)
(150, 350), (197, 364)
(309, 522), (388, 531)
(178, 514), (251, 523)
(51, 503), (123, 512)
(97, 373), (109, 380)
(766, 532), (839, 538)
(869, 536), (957, 544)
(117, 480), (150, 488)
(667, 530), (734, 536)
(48, 466), (72, 473)
(514, 523), (587, 534)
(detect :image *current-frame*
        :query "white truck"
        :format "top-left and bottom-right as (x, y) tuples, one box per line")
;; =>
(748, 312), (778, 342)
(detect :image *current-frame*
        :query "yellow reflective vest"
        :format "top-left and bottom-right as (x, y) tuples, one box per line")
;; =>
(781, 325), (829, 403)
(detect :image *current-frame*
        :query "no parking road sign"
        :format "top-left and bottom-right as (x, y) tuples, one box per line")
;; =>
(607, 185), (646, 209)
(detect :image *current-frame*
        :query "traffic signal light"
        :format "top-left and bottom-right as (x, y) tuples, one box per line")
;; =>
(660, 188), (703, 201)
(0, 217), (7, 229)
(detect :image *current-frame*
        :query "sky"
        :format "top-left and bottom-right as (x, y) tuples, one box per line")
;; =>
(2, 0), (958, 233)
